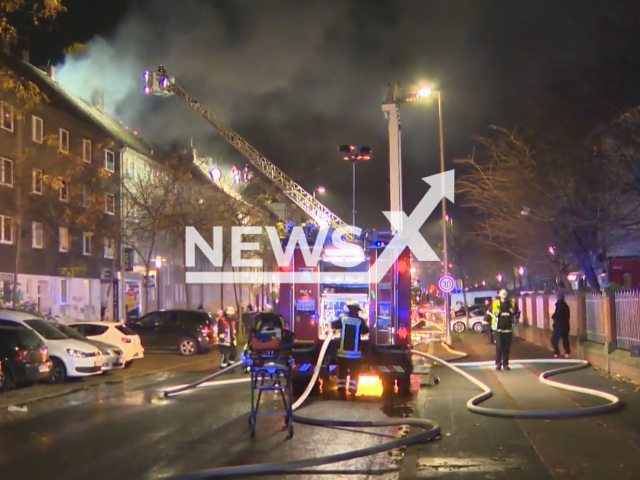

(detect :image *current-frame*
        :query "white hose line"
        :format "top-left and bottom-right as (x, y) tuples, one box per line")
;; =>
(159, 339), (622, 479)
(420, 342), (622, 419)
(160, 333), (441, 480)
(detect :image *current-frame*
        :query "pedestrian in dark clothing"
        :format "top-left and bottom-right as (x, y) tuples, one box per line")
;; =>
(551, 294), (571, 357)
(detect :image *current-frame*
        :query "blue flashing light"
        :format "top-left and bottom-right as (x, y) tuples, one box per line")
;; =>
(142, 85), (150, 95)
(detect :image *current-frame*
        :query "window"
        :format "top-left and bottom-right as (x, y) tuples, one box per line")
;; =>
(58, 128), (69, 153)
(32, 169), (43, 194)
(83, 232), (92, 255)
(0, 215), (12, 244)
(104, 237), (115, 259)
(83, 184), (91, 208)
(31, 115), (43, 143)
(59, 178), (69, 202)
(104, 149), (115, 172)
(1, 102), (14, 132)
(82, 139), (92, 163)
(59, 227), (69, 252)
(0, 158), (12, 186)
(105, 193), (115, 214)
(60, 279), (68, 304)
(32, 222), (43, 249)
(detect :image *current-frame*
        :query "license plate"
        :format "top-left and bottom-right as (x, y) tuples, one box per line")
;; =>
(39, 364), (49, 373)
(95, 360), (101, 367)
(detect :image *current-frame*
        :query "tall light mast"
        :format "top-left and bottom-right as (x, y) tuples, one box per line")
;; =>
(382, 84), (404, 233)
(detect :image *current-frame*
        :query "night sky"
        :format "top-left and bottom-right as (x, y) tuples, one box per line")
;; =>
(24, 0), (640, 231)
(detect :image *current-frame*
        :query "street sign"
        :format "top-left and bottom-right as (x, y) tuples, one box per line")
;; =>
(438, 275), (455, 293)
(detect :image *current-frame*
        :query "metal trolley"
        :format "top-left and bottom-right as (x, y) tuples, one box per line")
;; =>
(245, 345), (295, 439)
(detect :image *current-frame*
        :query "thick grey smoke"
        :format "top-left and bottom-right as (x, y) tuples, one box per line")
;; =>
(56, 0), (478, 225)
(56, 0), (393, 147)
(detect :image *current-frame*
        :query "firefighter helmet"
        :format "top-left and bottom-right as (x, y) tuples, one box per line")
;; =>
(499, 289), (508, 299)
(225, 306), (236, 315)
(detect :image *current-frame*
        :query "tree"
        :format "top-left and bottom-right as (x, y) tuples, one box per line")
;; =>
(122, 155), (193, 312)
(456, 125), (634, 289)
(0, 1), (65, 44)
(221, 185), (274, 316)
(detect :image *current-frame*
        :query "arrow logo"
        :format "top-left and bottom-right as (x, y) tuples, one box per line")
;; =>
(371, 170), (455, 282)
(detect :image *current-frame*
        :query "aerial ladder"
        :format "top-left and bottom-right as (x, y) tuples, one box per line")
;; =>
(142, 66), (354, 241)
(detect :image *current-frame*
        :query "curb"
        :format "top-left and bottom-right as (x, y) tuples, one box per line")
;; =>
(0, 355), (215, 410)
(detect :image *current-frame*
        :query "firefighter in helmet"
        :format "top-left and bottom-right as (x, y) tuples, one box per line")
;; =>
(331, 303), (369, 396)
(489, 289), (520, 370)
(217, 306), (237, 368)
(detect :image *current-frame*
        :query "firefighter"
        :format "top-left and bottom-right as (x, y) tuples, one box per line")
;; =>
(490, 289), (520, 370)
(217, 307), (238, 368)
(485, 294), (500, 345)
(331, 303), (370, 396)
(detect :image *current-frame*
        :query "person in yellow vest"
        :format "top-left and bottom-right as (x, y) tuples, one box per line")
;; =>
(490, 289), (520, 371)
(331, 303), (369, 396)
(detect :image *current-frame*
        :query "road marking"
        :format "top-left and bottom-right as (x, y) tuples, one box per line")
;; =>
(416, 456), (523, 477)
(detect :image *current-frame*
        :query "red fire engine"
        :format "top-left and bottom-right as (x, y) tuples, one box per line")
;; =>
(277, 231), (414, 395)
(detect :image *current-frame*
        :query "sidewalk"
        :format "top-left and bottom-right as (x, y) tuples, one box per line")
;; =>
(401, 334), (640, 479)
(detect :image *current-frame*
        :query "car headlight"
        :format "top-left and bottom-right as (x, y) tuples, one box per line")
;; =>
(66, 349), (90, 358)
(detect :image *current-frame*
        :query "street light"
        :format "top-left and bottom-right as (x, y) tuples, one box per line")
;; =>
(518, 266), (526, 276)
(496, 273), (504, 283)
(338, 145), (371, 227)
(153, 256), (165, 310)
(414, 85), (450, 343)
(313, 186), (325, 199)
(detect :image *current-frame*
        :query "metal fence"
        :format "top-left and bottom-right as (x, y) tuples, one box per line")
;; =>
(585, 292), (606, 343)
(614, 290), (640, 350)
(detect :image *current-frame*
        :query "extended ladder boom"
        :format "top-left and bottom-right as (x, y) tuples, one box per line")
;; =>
(143, 66), (353, 239)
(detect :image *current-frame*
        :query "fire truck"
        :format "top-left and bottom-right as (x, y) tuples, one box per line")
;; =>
(278, 229), (413, 395)
(142, 67), (414, 394)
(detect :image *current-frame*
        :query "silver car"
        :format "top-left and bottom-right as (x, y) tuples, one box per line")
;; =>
(52, 323), (124, 372)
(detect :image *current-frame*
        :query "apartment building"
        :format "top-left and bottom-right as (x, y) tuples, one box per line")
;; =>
(0, 49), (121, 320)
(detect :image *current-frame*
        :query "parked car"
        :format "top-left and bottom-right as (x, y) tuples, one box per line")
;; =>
(0, 310), (103, 383)
(51, 323), (124, 372)
(68, 322), (144, 368)
(126, 310), (215, 356)
(0, 325), (51, 391)
(451, 306), (488, 334)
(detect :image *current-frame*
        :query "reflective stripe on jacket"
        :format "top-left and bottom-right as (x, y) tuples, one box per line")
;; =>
(490, 299), (518, 332)
(331, 315), (369, 359)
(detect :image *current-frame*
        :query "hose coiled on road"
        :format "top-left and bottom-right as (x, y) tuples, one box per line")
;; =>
(158, 338), (622, 479)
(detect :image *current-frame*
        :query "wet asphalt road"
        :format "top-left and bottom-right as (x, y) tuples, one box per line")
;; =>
(0, 367), (412, 480)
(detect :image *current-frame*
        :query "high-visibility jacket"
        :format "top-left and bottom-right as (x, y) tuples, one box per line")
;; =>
(490, 299), (519, 333)
(331, 315), (369, 359)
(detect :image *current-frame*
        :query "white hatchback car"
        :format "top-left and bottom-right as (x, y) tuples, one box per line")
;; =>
(68, 322), (144, 367)
(0, 309), (103, 383)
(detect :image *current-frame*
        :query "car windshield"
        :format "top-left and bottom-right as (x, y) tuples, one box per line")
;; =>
(54, 324), (86, 341)
(24, 319), (68, 340)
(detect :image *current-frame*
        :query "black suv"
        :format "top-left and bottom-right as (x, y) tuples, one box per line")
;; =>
(126, 310), (214, 356)
(0, 326), (51, 391)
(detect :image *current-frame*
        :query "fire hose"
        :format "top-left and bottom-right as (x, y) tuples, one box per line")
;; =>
(158, 335), (622, 479)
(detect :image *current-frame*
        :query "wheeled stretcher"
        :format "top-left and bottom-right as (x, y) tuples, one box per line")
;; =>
(244, 323), (295, 439)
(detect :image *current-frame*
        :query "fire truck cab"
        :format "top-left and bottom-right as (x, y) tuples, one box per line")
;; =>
(277, 230), (413, 395)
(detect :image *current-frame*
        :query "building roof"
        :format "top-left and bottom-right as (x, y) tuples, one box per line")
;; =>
(0, 50), (280, 222)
